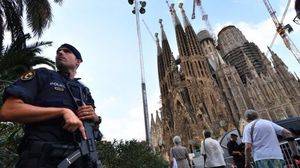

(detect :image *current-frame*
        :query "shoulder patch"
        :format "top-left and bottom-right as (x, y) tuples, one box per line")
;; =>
(20, 70), (35, 81)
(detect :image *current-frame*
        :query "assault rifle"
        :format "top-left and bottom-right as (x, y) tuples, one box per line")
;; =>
(58, 82), (103, 168)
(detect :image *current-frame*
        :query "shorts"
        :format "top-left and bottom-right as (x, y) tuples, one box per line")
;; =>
(254, 159), (285, 168)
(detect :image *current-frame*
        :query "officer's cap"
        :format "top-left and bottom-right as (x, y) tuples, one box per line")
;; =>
(230, 133), (238, 138)
(58, 43), (82, 61)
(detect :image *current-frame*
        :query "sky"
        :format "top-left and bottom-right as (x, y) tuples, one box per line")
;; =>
(14, 0), (300, 141)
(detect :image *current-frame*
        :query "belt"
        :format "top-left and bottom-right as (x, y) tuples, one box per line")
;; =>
(23, 141), (77, 154)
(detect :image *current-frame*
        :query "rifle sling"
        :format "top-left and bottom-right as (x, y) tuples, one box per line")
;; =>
(57, 149), (82, 168)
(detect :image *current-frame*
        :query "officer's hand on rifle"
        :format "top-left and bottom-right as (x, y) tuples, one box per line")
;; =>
(77, 105), (99, 122)
(61, 108), (87, 139)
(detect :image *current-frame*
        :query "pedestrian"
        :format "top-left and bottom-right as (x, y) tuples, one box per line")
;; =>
(242, 109), (299, 168)
(227, 133), (245, 168)
(170, 136), (192, 168)
(200, 130), (226, 168)
(0, 43), (102, 167)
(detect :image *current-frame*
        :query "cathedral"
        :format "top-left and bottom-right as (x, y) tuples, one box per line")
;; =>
(150, 3), (300, 158)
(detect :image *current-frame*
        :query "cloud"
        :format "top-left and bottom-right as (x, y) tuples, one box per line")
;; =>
(101, 99), (145, 141)
(214, 0), (300, 55)
(101, 89), (161, 141)
(96, 96), (118, 114)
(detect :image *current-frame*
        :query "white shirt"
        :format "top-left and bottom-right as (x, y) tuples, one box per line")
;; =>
(242, 119), (284, 161)
(200, 137), (226, 167)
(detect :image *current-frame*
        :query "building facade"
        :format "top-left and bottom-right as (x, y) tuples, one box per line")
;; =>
(151, 3), (300, 158)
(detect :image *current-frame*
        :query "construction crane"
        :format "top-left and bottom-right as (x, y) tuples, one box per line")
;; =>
(142, 19), (156, 42)
(191, 0), (217, 45)
(263, 0), (300, 63)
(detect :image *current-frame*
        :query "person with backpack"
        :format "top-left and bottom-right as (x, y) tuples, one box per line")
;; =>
(200, 130), (226, 168)
(242, 109), (299, 168)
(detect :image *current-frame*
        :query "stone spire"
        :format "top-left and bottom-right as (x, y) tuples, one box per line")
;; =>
(268, 47), (287, 68)
(159, 19), (167, 41)
(159, 19), (172, 69)
(156, 110), (161, 124)
(178, 3), (191, 28)
(170, 3), (181, 26)
(178, 3), (203, 56)
(156, 33), (165, 83)
(170, 3), (190, 57)
(155, 32), (162, 56)
(151, 113), (155, 127)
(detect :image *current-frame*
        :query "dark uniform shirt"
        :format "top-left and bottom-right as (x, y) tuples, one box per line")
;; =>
(227, 140), (245, 168)
(3, 68), (95, 143)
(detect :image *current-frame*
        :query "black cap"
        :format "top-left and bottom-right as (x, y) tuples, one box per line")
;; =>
(58, 43), (82, 61)
(230, 133), (238, 138)
(204, 130), (211, 138)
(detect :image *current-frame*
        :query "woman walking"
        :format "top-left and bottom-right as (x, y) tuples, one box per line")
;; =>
(170, 136), (192, 168)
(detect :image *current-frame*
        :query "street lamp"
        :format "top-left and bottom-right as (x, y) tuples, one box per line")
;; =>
(128, 0), (151, 144)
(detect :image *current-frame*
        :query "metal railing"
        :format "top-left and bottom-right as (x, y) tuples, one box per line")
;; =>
(280, 138), (300, 168)
(222, 138), (300, 168)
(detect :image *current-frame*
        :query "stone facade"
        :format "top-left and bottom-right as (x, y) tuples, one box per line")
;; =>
(217, 25), (247, 56)
(151, 3), (300, 158)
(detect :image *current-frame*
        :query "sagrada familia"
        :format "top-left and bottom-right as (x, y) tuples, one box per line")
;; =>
(150, 3), (300, 157)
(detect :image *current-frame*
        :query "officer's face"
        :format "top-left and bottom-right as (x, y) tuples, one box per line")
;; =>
(56, 47), (81, 70)
(231, 136), (237, 141)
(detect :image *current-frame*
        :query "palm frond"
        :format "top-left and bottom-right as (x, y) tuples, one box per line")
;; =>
(27, 56), (56, 69)
(25, 0), (52, 37)
(2, 0), (23, 40)
(15, 0), (23, 16)
(0, 8), (4, 54)
(53, 0), (64, 5)
(0, 34), (55, 79)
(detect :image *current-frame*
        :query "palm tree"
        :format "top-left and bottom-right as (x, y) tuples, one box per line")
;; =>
(0, 2), (63, 167)
(0, 34), (55, 167)
(0, 0), (64, 50)
(0, 33), (55, 105)
(0, 34), (55, 79)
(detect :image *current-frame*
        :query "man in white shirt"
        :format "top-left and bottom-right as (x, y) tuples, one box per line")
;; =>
(200, 130), (226, 168)
(242, 109), (299, 168)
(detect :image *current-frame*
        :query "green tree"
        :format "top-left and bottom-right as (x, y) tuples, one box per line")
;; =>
(0, 123), (22, 168)
(97, 140), (119, 168)
(98, 140), (168, 168)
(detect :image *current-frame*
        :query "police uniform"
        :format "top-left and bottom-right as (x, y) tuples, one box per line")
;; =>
(3, 68), (98, 167)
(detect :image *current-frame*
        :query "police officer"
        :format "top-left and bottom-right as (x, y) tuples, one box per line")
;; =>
(0, 43), (101, 167)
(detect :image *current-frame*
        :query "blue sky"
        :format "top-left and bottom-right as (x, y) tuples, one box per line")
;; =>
(19, 0), (300, 141)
